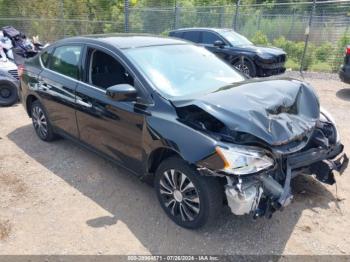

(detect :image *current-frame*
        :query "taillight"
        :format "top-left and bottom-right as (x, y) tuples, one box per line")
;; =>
(18, 64), (24, 78)
(346, 46), (350, 55)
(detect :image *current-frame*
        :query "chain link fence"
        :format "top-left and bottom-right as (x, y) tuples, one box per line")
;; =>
(0, 0), (349, 73)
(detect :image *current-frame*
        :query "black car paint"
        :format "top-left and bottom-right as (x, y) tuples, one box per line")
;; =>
(339, 46), (350, 84)
(169, 28), (286, 77)
(20, 35), (348, 221)
(20, 36), (225, 178)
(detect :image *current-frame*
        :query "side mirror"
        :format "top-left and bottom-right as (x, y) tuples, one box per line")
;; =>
(106, 84), (137, 101)
(214, 40), (225, 48)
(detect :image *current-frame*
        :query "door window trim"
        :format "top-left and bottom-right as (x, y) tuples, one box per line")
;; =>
(88, 49), (97, 84)
(81, 43), (149, 101)
(40, 41), (153, 104)
(41, 45), (106, 93)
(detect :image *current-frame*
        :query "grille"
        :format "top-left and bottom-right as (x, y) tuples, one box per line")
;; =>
(8, 69), (19, 80)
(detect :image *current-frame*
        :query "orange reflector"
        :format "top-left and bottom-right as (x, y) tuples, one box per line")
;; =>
(215, 147), (230, 169)
(18, 64), (24, 78)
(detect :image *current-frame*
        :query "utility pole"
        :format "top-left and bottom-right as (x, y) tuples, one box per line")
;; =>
(124, 0), (129, 33)
(174, 0), (180, 30)
(300, 0), (316, 74)
(233, 0), (241, 31)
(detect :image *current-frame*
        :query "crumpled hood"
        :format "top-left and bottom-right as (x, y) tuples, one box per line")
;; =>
(175, 79), (320, 146)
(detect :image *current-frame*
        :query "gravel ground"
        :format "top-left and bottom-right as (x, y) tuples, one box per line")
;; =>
(1, 73), (350, 255)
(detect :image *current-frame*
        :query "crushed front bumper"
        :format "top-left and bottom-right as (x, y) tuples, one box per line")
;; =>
(224, 143), (348, 218)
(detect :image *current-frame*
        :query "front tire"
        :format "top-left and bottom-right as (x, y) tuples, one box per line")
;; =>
(155, 157), (223, 229)
(31, 100), (57, 142)
(233, 58), (256, 77)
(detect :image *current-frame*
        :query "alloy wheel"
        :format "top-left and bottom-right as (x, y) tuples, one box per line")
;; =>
(159, 169), (200, 222)
(32, 105), (48, 138)
(235, 63), (250, 76)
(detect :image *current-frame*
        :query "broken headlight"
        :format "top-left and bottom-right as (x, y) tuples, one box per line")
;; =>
(216, 145), (274, 175)
(320, 107), (340, 144)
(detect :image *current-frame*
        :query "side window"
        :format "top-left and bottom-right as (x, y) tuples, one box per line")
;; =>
(201, 32), (222, 45)
(50, 45), (82, 79)
(86, 48), (134, 90)
(40, 48), (53, 67)
(182, 31), (200, 43)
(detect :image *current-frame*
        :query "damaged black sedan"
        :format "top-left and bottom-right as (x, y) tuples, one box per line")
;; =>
(20, 35), (348, 229)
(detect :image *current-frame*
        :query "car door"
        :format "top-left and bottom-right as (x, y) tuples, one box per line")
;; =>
(38, 44), (83, 137)
(200, 31), (228, 60)
(75, 46), (147, 174)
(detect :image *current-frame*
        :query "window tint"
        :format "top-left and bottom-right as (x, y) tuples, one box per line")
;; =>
(87, 48), (133, 89)
(40, 48), (53, 67)
(182, 31), (200, 43)
(201, 32), (222, 45)
(50, 45), (82, 79)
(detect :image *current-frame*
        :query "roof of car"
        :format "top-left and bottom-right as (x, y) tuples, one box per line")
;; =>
(170, 27), (232, 33)
(58, 34), (187, 49)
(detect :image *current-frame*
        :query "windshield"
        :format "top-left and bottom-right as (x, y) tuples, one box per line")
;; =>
(220, 30), (253, 46)
(125, 44), (245, 100)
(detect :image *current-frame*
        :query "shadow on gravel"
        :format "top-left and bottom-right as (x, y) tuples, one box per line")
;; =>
(336, 89), (350, 101)
(8, 124), (341, 255)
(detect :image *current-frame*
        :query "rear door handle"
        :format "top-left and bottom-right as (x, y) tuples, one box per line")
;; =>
(37, 79), (48, 91)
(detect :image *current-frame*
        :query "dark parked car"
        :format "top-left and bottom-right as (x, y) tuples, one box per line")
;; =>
(20, 35), (347, 229)
(169, 28), (286, 77)
(339, 45), (350, 84)
(0, 60), (19, 107)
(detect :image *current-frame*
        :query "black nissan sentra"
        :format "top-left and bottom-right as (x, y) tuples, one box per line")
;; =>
(19, 34), (348, 229)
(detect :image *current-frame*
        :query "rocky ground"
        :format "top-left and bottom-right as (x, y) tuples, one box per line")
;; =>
(1, 73), (350, 255)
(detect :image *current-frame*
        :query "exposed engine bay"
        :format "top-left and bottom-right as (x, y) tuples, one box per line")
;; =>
(223, 129), (348, 218)
(175, 79), (348, 218)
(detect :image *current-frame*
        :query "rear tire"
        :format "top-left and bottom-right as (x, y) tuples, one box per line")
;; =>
(0, 80), (18, 107)
(31, 100), (57, 142)
(155, 157), (223, 229)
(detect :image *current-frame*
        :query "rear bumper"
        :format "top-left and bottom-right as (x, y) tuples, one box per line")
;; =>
(339, 66), (350, 84)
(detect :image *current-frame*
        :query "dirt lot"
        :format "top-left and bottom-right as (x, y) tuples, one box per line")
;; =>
(1, 74), (350, 255)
